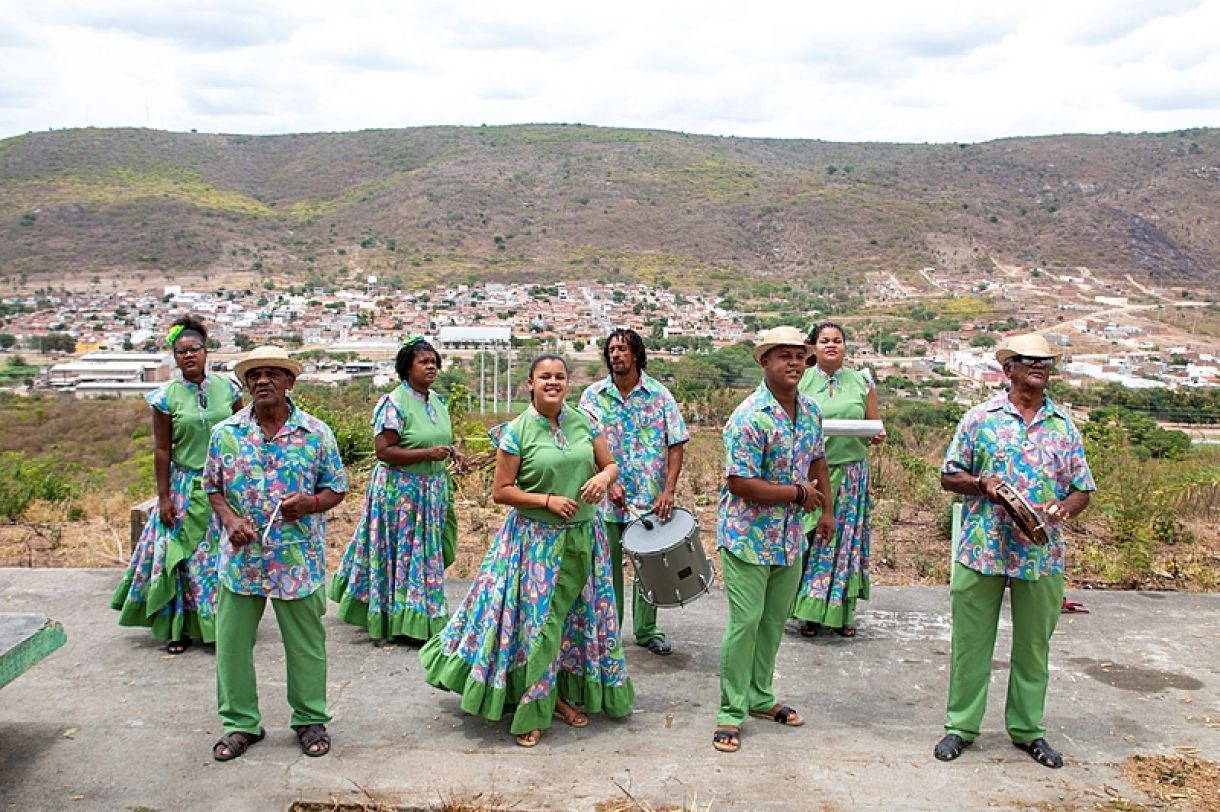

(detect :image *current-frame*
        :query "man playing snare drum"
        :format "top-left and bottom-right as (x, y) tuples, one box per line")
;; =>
(579, 328), (690, 655)
(934, 333), (1095, 769)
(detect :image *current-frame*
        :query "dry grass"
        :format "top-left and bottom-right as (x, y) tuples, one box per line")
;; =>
(1114, 753), (1220, 811)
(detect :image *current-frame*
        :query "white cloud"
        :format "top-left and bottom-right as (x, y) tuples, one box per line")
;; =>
(0, 0), (1217, 142)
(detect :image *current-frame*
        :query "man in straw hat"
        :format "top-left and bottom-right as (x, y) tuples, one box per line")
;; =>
(934, 333), (1094, 769)
(712, 326), (834, 754)
(204, 345), (348, 761)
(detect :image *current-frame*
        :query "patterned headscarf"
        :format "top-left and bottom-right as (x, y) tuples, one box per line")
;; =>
(401, 334), (426, 348)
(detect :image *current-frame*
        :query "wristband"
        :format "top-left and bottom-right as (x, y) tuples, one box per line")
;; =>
(312, 494), (321, 514)
(545, 494), (551, 511)
(793, 484), (806, 505)
(975, 476), (984, 495)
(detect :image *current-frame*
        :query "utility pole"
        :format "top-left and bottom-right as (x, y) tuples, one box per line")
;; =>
(493, 348), (499, 414)
(506, 348), (512, 412)
(479, 349), (485, 413)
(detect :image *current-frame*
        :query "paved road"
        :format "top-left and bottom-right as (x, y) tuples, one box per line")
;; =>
(1, 569), (1216, 811)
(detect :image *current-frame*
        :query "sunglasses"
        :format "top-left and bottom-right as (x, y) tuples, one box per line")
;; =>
(1010, 355), (1054, 368)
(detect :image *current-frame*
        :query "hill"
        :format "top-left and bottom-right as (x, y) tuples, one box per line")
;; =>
(0, 124), (1217, 293)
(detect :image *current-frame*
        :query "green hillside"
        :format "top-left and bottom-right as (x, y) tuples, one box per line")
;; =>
(1, 124), (1217, 292)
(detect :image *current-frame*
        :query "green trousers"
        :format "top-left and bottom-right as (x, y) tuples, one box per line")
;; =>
(216, 585), (331, 735)
(605, 521), (664, 645)
(717, 548), (802, 727)
(945, 563), (1064, 743)
(510, 524), (592, 735)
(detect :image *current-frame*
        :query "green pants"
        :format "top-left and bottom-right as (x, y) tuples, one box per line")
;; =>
(510, 523), (592, 735)
(216, 585), (331, 735)
(945, 563), (1064, 743)
(717, 548), (802, 727)
(606, 521), (664, 645)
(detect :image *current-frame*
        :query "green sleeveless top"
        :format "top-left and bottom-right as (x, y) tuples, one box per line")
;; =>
(147, 373), (239, 470)
(798, 365), (873, 467)
(384, 384), (454, 475)
(491, 404), (600, 525)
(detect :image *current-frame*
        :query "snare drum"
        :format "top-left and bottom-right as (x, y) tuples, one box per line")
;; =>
(620, 507), (712, 609)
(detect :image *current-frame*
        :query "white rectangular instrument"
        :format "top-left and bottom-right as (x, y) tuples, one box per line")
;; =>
(823, 419), (885, 438)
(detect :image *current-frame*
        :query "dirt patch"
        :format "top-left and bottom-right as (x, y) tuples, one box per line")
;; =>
(1118, 754), (1220, 811)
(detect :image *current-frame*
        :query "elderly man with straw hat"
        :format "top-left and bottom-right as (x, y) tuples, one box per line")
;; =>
(712, 326), (834, 754)
(934, 333), (1095, 769)
(203, 346), (348, 761)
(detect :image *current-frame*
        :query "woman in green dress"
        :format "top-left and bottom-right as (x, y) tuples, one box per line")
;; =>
(111, 316), (242, 653)
(792, 322), (885, 638)
(420, 354), (634, 748)
(330, 336), (463, 642)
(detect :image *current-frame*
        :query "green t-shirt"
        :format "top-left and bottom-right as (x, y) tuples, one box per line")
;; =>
(147, 373), (239, 470)
(491, 404), (600, 525)
(797, 365), (872, 467)
(383, 385), (454, 475)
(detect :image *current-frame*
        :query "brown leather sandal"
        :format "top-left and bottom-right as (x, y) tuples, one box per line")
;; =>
(515, 729), (542, 748)
(749, 704), (805, 727)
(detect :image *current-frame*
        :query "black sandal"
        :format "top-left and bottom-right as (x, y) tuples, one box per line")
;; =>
(645, 637), (673, 655)
(212, 728), (265, 762)
(799, 621), (819, 638)
(1013, 737), (1063, 768)
(295, 723), (331, 757)
(167, 638), (190, 655)
(712, 727), (740, 753)
(933, 734), (972, 762)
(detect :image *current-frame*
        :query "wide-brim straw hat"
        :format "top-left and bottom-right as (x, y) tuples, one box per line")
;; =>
(234, 345), (303, 381)
(753, 325), (808, 363)
(995, 333), (1063, 365)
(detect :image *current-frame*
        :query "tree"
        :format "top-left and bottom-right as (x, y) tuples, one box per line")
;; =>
(234, 333), (255, 352)
(28, 332), (76, 354)
(0, 333), (15, 350)
(969, 334), (997, 348)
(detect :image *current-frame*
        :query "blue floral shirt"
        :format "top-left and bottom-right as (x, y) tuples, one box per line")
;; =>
(942, 391), (1095, 580)
(718, 382), (825, 566)
(579, 373), (690, 523)
(203, 401), (349, 599)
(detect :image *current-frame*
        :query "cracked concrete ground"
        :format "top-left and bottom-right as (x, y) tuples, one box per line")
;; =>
(1, 569), (1217, 811)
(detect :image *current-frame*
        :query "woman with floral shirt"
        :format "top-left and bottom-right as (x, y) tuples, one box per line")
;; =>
(330, 336), (463, 642)
(111, 315), (241, 654)
(420, 354), (634, 748)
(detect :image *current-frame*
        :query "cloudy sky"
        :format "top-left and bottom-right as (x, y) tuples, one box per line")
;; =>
(2, 0), (1217, 144)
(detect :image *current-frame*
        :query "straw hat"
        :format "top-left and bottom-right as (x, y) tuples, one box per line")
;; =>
(995, 333), (1063, 365)
(753, 325), (808, 363)
(234, 345), (303, 381)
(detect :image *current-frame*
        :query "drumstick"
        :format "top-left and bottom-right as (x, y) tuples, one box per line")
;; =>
(624, 504), (655, 530)
(259, 500), (282, 546)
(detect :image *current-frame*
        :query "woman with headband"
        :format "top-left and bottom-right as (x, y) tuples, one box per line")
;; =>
(792, 321), (885, 639)
(330, 335), (464, 642)
(111, 315), (242, 654)
(420, 354), (633, 748)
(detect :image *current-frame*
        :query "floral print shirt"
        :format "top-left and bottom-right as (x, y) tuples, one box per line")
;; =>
(942, 391), (1095, 581)
(203, 401), (348, 599)
(717, 382), (825, 566)
(579, 373), (690, 523)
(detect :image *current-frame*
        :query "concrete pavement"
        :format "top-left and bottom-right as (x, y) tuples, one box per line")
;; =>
(1, 568), (1216, 811)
